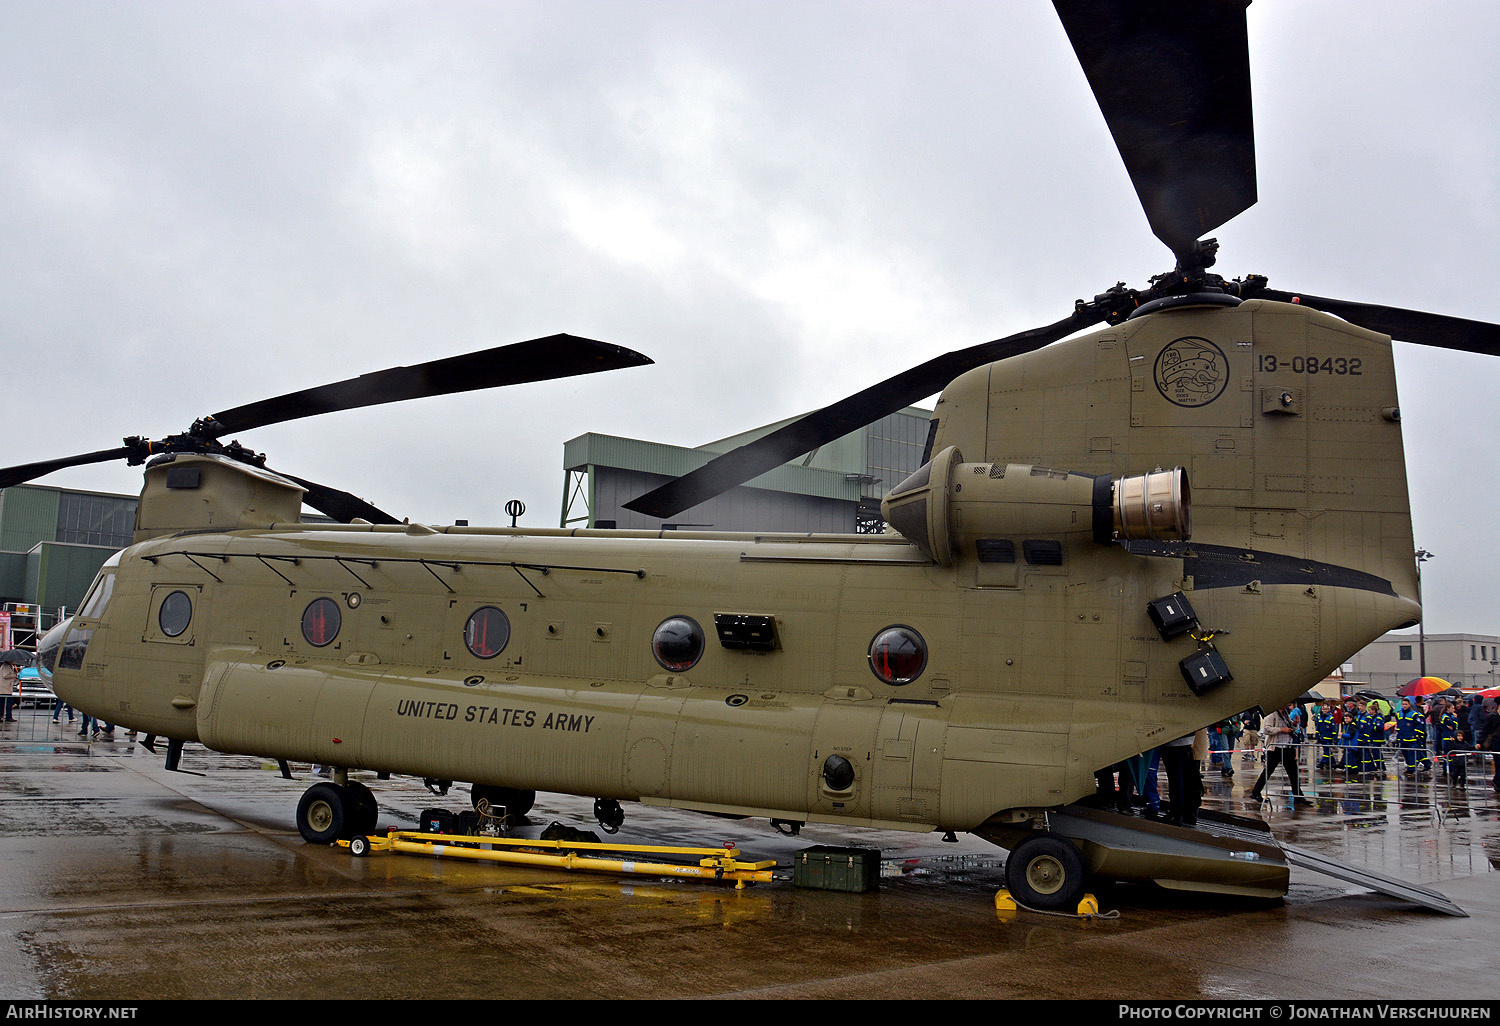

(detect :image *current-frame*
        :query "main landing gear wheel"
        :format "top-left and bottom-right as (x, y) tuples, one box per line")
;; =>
(297, 782), (349, 844)
(470, 784), (535, 820)
(1005, 835), (1087, 912)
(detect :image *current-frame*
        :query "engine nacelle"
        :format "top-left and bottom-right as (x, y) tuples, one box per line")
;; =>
(880, 446), (1190, 566)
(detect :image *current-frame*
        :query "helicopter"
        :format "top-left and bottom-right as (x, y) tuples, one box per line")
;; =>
(9, 1), (1499, 912)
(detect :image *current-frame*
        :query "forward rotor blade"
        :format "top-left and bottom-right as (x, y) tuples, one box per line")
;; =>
(1055, 0), (1256, 263)
(278, 472), (402, 525)
(0, 446), (135, 491)
(622, 313), (1093, 520)
(208, 334), (653, 436)
(1258, 290), (1500, 358)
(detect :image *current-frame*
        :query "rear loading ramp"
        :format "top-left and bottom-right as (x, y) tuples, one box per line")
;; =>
(1279, 842), (1467, 918)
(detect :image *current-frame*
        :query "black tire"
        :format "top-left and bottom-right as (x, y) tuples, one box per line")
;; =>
(1005, 835), (1087, 911)
(346, 780), (379, 836)
(297, 782), (349, 845)
(471, 783), (535, 818)
(348, 835), (370, 857)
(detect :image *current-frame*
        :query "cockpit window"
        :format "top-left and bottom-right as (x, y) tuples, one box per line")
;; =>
(78, 572), (116, 620)
(58, 623), (93, 671)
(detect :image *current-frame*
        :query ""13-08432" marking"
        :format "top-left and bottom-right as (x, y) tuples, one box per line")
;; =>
(1257, 354), (1362, 375)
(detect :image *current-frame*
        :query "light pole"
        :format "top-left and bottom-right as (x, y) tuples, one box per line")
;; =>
(1414, 548), (1434, 676)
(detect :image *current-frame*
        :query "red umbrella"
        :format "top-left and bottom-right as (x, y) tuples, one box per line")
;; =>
(1475, 686), (1500, 698)
(1397, 676), (1453, 697)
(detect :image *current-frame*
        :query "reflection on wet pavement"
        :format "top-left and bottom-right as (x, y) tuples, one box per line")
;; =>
(1, 734), (1496, 1000)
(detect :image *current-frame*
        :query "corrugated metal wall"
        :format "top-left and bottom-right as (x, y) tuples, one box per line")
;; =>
(591, 467), (855, 533)
(0, 487), (60, 553)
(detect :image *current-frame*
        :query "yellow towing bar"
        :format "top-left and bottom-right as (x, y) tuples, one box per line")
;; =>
(340, 830), (778, 887)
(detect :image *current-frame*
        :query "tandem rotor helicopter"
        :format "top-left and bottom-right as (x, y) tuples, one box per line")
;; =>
(8, 1), (1498, 912)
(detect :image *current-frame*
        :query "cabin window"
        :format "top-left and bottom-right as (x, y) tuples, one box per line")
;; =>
(652, 616), (705, 673)
(157, 590), (193, 638)
(868, 625), (927, 685)
(465, 607), (511, 659)
(301, 597), (342, 648)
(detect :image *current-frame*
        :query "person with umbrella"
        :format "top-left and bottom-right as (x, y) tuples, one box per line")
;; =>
(0, 649), (35, 723)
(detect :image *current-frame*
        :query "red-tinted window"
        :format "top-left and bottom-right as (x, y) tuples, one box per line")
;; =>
(301, 597), (342, 647)
(868, 625), (926, 685)
(465, 607), (511, 659)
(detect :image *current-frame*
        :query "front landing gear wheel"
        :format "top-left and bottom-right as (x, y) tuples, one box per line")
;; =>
(297, 782), (349, 844)
(1005, 835), (1087, 911)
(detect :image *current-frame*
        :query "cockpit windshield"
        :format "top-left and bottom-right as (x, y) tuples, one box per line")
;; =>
(78, 571), (115, 620)
(49, 555), (121, 675)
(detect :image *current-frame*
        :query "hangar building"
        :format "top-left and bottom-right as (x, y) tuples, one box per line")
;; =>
(560, 407), (932, 533)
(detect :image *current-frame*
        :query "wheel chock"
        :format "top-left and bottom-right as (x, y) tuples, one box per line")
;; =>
(994, 888), (1100, 917)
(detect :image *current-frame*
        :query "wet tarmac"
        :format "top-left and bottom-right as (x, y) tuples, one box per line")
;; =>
(1, 710), (1497, 1001)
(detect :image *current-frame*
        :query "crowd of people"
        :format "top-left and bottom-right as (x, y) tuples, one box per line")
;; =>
(1093, 691), (1500, 820)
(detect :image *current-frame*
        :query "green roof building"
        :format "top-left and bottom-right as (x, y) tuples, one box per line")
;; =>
(562, 407), (933, 533)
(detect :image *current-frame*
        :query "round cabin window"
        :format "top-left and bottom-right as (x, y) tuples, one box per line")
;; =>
(158, 590), (193, 638)
(465, 606), (511, 659)
(868, 625), (927, 685)
(652, 616), (705, 673)
(301, 597), (342, 648)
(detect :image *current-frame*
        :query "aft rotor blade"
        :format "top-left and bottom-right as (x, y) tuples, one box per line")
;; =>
(622, 312), (1094, 520)
(208, 334), (653, 436)
(279, 472), (403, 525)
(1054, 0), (1256, 263)
(0, 446), (135, 491)
(1258, 290), (1500, 357)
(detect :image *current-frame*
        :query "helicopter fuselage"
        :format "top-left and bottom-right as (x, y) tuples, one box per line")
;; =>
(45, 299), (1423, 834)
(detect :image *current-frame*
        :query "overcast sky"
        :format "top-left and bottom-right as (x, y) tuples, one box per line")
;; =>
(1, 1), (1495, 636)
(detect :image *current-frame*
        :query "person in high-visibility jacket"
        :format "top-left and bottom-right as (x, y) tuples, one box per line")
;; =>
(1344, 698), (1365, 778)
(1352, 699), (1387, 780)
(1395, 697), (1431, 776)
(1313, 700), (1339, 768)
(1433, 698), (1467, 784)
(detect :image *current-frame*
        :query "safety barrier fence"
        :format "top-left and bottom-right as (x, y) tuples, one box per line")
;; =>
(1207, 739), (1490, 770)
(0, 695), (105, 744)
